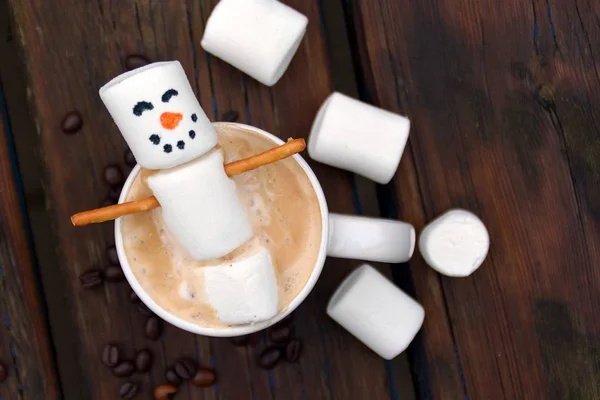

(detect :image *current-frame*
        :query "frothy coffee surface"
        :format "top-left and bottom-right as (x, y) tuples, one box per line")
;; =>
(121, 124), (322, 328)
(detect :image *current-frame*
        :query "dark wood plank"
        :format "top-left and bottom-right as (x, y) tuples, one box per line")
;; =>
(6, 0), (410, 398)
(349, 0), (600, 398)
(0, 53), (60, 400)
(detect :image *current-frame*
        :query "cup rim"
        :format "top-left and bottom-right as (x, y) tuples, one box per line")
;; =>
(115, 122), (329, 337)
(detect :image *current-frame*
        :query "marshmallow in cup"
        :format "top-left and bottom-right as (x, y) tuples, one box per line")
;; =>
(327, 264), (425, 360)
(201, 0), (308, 86)
(116, 123), (418, 337)
(308, 92), (410, 184)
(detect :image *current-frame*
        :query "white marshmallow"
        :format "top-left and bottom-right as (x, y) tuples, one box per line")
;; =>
(147, 149), (253, 261)
(201, 0), (308, 86)
(327, 213), (415, 263)
(308, 92), (410, 184)
(327, 264), (424, 360)
(203, 246), (278, 325)
(419, 209), (489, 277)
(100, 61), (217, 170)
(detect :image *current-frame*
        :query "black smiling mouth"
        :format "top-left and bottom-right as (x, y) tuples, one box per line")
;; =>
(148, 114), (198, 154)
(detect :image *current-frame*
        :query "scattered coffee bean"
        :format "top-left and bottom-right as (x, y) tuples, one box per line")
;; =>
(221, 110), (239, 122)
(165, 368), (181, 386)
(129, 290), (140, 303)
(229, 336), (248, 346)
(61, 111), (83, 134)
(192, 367), (216, 387)
(0, 362), (7, 382)
(113, 360), (135, 378)
(79, 269), (103, 289)
(124, 149), (137, 167)
(125, 54), (150, 71)
(102, 344), (120, 367)
(104, 164), (124, 187)
(135, 349), (152, 373)
(258, 346), (281, 369)
(269, 325), (291, 343)
(153, 383), (177, 399)
(137, 303), (153, 317)
(105, 266), (125, 283)
(119, 381), (138, 399)
(108, 185), (123, 201)
(107, 245), (120, 266)
(145, 316), (162, 340)
(285, 339), (303, 363)
(174, 358), (197, 380)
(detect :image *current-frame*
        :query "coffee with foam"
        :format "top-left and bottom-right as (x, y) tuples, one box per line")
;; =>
(120, 124), (322, 328)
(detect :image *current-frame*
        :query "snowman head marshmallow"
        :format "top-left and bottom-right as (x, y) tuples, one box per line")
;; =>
(100, 61), (217, 170)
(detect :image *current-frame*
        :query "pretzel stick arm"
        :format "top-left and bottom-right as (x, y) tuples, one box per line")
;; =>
(70, 138), (306, 227)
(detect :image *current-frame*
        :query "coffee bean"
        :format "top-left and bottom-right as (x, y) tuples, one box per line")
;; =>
(124, 149), (137, 167)
(61, 111), (83, 134)
(102, 344), (120, 367)
(192, 367), (216, 387)
(107, 245), (120, 266)
(221, 110), (239, 122)
(137, 303), (153, 317)
(174, 358), (197, 380)
(229, 336), (248, 346)
(269, 325), (291, 343)
(258, 346), (281, 369)
(153, 383), (177, 399)
(129, 290), (140, 303)
(119, 381), (138, 399)
(105, 265), (124, 281)
(125, 54), (150, 71)
(104, 164), (124, 186)
(285, 339), (303, 363)
(105, 266), (125, 283)
(135, 349), (152, 373)
(113, 360), (135, 378)
(108, 185), (123, 201)
(165, 368), (181, 386)
(79, 269), (103, 289)
(0, 362), (7, 382)
(145, 316), (162, 340)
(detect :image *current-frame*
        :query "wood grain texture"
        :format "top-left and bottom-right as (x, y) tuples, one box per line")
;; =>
(349, 0), (600, 398)
(6, 0), (408, 398)
(0, 82), (60, 398)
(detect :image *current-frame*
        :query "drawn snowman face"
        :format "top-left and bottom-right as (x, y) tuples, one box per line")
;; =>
(100, 61), (218, 170)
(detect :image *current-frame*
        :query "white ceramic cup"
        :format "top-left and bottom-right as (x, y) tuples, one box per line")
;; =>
(115, 123), (415, 337)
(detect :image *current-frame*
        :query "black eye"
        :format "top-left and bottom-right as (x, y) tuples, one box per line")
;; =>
(189, 130), (196, 139)
(161, 89), (179, 103)
(149, 134), (160, 145)
(133, 101), (154, 116)
(163, 144), (172, 153)
(191, 113), (198, 122)
(177, 140), (185, 150)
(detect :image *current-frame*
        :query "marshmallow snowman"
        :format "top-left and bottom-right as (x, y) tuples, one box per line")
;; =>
(100, 61), (279, 324)
(100, 61), (252, 260)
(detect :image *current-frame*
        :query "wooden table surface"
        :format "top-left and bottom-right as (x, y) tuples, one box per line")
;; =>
(1, 0), (599, 399)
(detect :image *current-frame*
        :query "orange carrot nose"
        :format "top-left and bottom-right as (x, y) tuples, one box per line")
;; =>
(160, 112), (183, 130)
